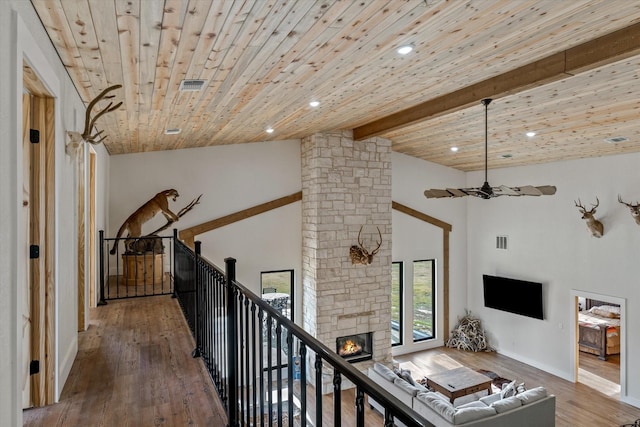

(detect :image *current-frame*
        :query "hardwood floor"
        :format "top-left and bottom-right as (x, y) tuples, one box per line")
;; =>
(22, 296), (639, 427)
(395, 347), (640, 427)
(23, 295), (226, 427)
(579, 352), (621, 399)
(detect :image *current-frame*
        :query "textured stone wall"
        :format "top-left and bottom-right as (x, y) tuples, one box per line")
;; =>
(301, 130), (392, 369)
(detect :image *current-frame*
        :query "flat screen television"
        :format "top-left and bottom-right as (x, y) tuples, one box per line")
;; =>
(483, 274), (544, 320)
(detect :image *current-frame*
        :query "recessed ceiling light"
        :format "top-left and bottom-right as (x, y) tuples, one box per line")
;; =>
(526, 131), (536, 137)
(397, 44), (413, 55)
(309, 100), (320, 107)
(266, 127), (274, 134)
(450, 147), (458, 152)
(165, 128), (181, 135)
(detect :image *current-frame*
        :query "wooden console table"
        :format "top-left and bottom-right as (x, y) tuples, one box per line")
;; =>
(426, 366), (492, 404)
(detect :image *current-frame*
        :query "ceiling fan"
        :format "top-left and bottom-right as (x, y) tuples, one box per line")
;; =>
(424, 98), (557, 199)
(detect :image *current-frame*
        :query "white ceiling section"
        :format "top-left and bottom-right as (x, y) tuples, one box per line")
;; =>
(31, 0), (640, 171)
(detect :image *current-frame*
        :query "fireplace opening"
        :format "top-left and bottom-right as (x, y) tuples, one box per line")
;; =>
(336, 332), (372, 363)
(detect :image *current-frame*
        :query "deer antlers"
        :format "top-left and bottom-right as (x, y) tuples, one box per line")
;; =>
(574, 197), (604, 238)
(82, 84), (122, 144)
(618, 195), (640, 225)
(349, 226), (382, 265)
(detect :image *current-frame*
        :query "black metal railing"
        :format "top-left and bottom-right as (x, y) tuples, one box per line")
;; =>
(98, 230), (174, 302)
(174, 237), (430, 427)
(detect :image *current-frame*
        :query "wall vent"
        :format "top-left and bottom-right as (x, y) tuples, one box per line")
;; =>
(496, 235), (508, 250)
(165, 128), (182, 135)
(179, 79), (206, 92)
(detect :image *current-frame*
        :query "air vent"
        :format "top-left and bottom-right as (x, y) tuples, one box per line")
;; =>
(179, 79), (206, 92)
(604, 136), (628, 144)
(165, 128), (181, 135)
(496, 235), (508, 250)
(498, 154), (513, 159)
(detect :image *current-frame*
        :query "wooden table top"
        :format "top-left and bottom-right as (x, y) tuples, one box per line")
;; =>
(427, 366), (492, 393)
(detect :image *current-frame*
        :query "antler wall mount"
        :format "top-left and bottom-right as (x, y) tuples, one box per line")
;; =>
(575, 197), (604, 238)
(66, 84), (122, 156)
(618, 195), (640, 225)
(349, 226), (382, 265)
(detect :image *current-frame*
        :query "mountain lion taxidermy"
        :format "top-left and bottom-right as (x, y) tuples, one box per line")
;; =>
(110, 189), (180, 254)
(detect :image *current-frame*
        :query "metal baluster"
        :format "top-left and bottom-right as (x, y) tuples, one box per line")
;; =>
(356, 386), (365, 427)
(238, 293), (245, 427)
(244, 296), (250, 426)
(276, 322), (283, 427)
(192, 242), (201, 358)
(251, 303), (257, 426)
(267, 316), (273, 427)
(258, 307), (265, 427)
(315, 354), (322, 427)
(225, 258), (238, 427)
(287, 330), (293, 426)
(299, 343), (307, 427)
(384, 409), (393, 427)
(98, 230), (107, 305)
(333, 369), (341, 426)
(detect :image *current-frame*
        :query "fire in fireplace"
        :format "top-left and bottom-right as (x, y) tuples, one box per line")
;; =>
(336, 332), (372, 363)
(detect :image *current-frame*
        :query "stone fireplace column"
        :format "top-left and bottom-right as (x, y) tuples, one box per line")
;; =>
(301, 130), (392, 376)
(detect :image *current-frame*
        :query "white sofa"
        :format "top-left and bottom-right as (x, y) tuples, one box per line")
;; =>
(367, 363), (556, 427)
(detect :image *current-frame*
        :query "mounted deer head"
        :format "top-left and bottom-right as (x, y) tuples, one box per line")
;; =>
(618, 195), (640, 225)
(575, 198), (604, 238)
(66, 84), (122, 155)
(349, 226), (382, 265)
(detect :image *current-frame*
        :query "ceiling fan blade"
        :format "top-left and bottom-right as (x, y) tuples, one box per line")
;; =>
(494, 185), (520, 196)
(424, 189), (456, 198)
(517, 185), (544, 196)
(536, 185), (557, 195)
(446, 188), (469, 197)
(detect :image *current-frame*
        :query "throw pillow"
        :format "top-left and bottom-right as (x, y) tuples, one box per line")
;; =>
(373, 363), (399, 382)
(516, 386), (547, 405)
(479, 393), (501, 406)
(457, 401), (488, 409)
(392, 377), (421, 397)
(500, 380), (516, 398)
(516, 382), (526, 394)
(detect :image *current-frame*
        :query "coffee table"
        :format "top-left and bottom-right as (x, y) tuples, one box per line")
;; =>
(426, 367), (492, 404)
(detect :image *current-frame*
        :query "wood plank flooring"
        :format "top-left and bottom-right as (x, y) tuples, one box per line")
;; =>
(22, 296), (639, 426)
(23, 295), (226, 427)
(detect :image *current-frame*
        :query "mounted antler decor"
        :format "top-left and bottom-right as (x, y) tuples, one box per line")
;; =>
(575, 198), (604, 238)
(618, 195), (640, 225)
(66, 84), (122, 155)
(349, 226), (382, 265)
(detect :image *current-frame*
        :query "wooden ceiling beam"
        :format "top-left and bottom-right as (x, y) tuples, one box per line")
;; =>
(353, 22), (640, 141)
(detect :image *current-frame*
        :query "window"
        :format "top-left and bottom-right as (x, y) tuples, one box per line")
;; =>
(391, 262), (403, 346)
(412, 260), (435, 342)
(260, 270), (294, 321)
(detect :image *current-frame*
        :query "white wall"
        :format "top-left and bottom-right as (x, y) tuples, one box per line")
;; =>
(0, 2), (108, 425)
(391, 152), (469, 354)
(108, 140), (303, 314)
(465, 152), (640, 405)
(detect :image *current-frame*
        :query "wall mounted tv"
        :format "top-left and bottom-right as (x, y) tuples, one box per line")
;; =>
(483, 274), (544, 320)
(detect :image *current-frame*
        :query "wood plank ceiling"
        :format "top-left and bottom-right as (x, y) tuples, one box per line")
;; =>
(31, 0), (640, 171)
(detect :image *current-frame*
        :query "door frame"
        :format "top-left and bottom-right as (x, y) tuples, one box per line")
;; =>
(19, 16), (59, 408)
(570, 290), (626, 400)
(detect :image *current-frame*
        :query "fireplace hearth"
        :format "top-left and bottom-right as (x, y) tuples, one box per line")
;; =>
(336, 332), (372, 363)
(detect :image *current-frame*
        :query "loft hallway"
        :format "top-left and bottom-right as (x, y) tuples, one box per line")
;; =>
(23, 295), (227, 426)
